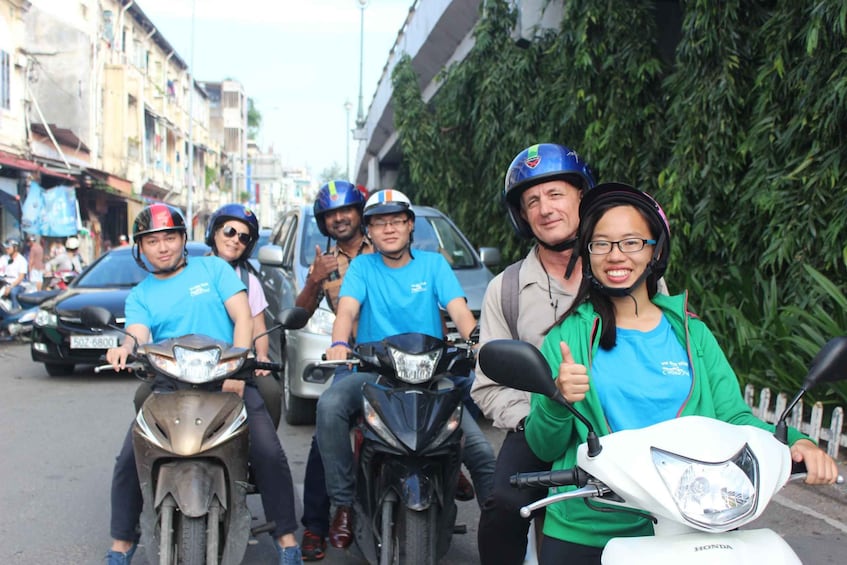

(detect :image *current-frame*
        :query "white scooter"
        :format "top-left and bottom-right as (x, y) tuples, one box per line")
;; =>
(479, 337), (847, 564)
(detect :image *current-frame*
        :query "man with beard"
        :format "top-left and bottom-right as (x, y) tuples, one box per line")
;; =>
(294, 180), (373, 561)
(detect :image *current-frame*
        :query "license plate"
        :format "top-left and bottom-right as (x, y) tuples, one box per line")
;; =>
(70, 334), (119, 349)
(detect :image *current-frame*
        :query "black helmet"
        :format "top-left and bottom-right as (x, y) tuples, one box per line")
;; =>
(503, 143), (596, 239)
(313, 180), (366, 237)
(132, 203), (187, 242)
(578, 182), (671, 296)
(205, 203), (260, 258)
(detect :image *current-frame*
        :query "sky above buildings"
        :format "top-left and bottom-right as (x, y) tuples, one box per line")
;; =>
(139, 0), (413, 180)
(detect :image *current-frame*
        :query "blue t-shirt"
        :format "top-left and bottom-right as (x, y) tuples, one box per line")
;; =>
(340, 250), (465, 343)
(590, 314), (692, 431)
(125, 256), (246, 344)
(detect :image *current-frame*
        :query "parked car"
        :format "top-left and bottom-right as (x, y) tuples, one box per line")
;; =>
(257, 204), (501, 425)
(30, 242), (210, 377)
(248, 227), (272, 272)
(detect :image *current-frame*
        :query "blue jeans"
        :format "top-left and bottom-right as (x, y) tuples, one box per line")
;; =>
(316, 371), (495, 509)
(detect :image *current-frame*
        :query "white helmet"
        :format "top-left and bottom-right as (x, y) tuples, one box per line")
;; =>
(65, 236), (80, 250)
(363, 189), (415, 223)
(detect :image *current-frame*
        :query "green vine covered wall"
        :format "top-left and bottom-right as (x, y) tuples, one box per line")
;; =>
(391, 0), (847, 403)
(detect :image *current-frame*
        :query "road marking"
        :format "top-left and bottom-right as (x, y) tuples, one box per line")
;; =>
(772, 494), (847, 533)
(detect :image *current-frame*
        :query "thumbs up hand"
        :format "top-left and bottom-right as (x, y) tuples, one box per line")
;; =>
(556, 341), (590, 403)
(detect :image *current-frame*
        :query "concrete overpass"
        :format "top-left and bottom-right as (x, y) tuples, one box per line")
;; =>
(351, 0), (481, 190)
(351, 0), (564, 190)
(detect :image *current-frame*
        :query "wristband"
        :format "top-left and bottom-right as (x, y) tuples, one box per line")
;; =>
(330, 340), (351, 349)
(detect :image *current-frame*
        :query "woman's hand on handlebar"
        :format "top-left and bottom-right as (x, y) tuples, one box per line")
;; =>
(791, 439), (841, 484)
(254, 354), (271, 377)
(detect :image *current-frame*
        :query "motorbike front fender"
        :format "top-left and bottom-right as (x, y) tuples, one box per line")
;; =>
(154, 460), (227, 517)
(393, 469), (436, 511)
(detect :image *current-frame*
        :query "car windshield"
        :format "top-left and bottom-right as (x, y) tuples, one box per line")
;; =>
(73, 252), (149, 287)
(73, 246), (209, 288)
(299, 211), (478, 270)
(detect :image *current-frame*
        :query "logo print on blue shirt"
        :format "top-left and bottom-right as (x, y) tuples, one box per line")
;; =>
(661, 360), (689, 377)
(411, 281), (427, 293)
(189, 282), (211, 297)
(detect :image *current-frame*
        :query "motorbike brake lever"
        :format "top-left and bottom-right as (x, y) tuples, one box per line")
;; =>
(315, 359), (361, 367)
(519, 484), (610, 518)
(94, 362), (144, 374)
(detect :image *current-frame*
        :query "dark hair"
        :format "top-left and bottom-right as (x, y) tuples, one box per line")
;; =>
(553, 201), (665, 349)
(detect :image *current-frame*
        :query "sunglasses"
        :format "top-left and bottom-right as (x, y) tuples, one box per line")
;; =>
(221, 225), (252, 245)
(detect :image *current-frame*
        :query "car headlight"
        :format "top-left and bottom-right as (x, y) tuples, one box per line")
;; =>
(148, 346), (245, 384)
(652, 445), (758, 529)
(304, 307), (335, 335)
(35, 309), (57, 328)
(389, 346), (442, 384)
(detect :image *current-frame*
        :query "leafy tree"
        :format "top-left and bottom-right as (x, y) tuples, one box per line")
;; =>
(318, 162), (346, 185)
(389, 0), (847, 404)
(247, 98), (262, 140)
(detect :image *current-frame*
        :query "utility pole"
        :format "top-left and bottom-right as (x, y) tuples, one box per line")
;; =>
(344, 99), (353, 181)
(355, 0), (368, 131)
(185, 0), (197, 237)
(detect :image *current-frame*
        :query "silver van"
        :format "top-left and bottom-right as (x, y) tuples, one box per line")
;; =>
(257, 204), (500, 424)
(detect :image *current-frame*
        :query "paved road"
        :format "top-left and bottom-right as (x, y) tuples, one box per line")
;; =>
(1, 341), (845, 564)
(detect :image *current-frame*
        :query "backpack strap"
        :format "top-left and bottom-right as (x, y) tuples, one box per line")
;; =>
(500, 259), (523, 340)
(238, 263), (252, 299)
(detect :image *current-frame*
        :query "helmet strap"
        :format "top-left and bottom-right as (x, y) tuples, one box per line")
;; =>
(538, 236), (577, 253)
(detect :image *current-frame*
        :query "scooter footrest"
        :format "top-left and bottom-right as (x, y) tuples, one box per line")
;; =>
(251, 520), (276, 537)
(453, 523), (467, 535)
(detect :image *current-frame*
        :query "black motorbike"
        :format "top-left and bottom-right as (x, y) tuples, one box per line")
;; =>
(327, 332), (476, 565)
(81, 305), (309, 565)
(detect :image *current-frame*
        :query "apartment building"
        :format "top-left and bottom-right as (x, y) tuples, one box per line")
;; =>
(0, 0), (235, 249)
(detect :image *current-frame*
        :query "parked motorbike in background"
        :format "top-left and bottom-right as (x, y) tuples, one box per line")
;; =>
(321, 332), (477, 565)
(81, 305), (310, 565)
(42, 269), (77, 291)
(478, 337), (847, 564)
(0, 280), (60, 340)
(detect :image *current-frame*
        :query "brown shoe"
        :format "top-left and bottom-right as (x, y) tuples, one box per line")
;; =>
(329, 506), (353, 549)
(455, 470), (475, 501)
(301, 529), (327, 561)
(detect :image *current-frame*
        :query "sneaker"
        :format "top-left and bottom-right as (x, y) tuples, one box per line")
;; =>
(104, 543), (136, 565)
(301, 529), (327, 561)
(277, 543), (304, 565)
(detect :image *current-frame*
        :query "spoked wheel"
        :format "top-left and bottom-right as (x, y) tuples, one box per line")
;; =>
(379, 496), (398, 565)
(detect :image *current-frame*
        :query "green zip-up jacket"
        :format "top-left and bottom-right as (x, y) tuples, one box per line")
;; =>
(525, 291), (808, 548)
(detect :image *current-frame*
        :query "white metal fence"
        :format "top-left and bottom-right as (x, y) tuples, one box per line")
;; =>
(744, 384), (846, 460)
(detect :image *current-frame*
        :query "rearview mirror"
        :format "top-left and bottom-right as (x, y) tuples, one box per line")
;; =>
(478, 339), (558, 398)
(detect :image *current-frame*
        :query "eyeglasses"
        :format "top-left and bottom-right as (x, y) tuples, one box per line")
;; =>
(369, 218), (409, 230)
(587, 238), (656, 255)
(221, 225), (252, 245)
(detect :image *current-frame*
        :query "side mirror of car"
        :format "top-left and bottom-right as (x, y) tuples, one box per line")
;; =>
(478, 247), (501, 268)
(80, 305), (114, 329)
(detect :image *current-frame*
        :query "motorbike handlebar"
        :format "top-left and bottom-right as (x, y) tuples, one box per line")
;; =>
(510, 468), (589, 489)
(254, 361), (284, 372)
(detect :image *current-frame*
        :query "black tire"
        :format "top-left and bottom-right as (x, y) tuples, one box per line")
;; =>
(402, 507), (435, 565)
(379, 498), (397, 565)
(45, 362), (74, 377)
(177, 513), (206, 565)
(283, 362), (316, 425)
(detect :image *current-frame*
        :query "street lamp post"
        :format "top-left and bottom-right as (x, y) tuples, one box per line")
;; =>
(355, 0), (368, 131)
(344, 99), (353, 180)
(186, 0), (197, 238)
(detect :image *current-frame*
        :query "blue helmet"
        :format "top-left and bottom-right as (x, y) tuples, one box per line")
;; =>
(205, 203), (260, 259)
(503, 143), (596, 239)
(313, 180), (366, 237)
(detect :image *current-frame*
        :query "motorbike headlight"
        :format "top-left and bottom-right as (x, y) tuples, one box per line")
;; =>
(35, 309), (57, 327)
(388, 346), (442, 384)
(363, 396), (403, 450)
(304, 307), (335, 335)
(148, 346), (245, 384)
(652, 445), (758, 529)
